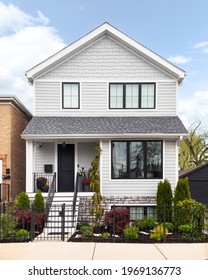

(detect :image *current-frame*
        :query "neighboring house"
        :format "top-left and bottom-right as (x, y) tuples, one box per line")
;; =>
(0, 96), (32, 201)
(179, 163), (208, 205)
(22, 23), (188, 219)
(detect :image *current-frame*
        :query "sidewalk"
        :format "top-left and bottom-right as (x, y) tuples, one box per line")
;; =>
(0, 241), (208, 260)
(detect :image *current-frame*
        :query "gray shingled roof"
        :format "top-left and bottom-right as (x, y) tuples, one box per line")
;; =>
(22, 116), (188, 136)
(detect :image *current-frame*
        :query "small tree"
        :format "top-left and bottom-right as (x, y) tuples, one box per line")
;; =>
(15, 192), (30, 210)
(156, 179), (173, 223)
(34, 190), (45, 213)
(174, 177), (191, 206)
(90, 142), (104, 225)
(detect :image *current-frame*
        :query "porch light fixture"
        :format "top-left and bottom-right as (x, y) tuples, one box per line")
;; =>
(62, 142), (66, 148)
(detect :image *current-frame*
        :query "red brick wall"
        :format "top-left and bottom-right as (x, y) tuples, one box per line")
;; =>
(0, 102), (31, 201)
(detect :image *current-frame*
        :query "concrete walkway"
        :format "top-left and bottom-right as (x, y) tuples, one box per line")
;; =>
(0, 241), (208, 260)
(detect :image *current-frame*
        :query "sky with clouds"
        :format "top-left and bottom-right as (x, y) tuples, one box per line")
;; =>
(1, 0), (208, 130)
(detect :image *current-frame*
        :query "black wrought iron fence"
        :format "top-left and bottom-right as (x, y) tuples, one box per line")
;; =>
(0, 201), (208, 243)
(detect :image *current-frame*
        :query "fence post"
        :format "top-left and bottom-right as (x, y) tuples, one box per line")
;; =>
(31, 203), (35, 241)
(7, 184), (10, 202)
(163, 204), (166, 242)
(113, 204), (115, 243)
(61, 203), (65, 241)
(0, 184), (1, 202)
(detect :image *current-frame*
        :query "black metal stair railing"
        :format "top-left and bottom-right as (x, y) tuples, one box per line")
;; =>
(72, 172), (80, 218)
(45, 172), (56, 223)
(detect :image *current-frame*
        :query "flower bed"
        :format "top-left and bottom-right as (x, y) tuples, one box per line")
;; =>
(68, 229), (208, 243)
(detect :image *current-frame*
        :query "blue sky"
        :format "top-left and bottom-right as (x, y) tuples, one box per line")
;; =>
(1, 0), (208, 130)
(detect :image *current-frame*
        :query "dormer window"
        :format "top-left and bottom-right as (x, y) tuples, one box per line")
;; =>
(109, 83), (155, 109)
(62, 83), (80, 109)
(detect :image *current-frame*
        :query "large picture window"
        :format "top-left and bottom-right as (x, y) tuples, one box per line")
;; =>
(109, 83), (155, 109)
(111, 140), (162, 179)
(62, 83), (80, 109)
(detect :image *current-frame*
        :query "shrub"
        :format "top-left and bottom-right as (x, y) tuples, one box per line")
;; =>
(101, 232), (110, 239)
(161, 222), (174, 232)
(0, 212), (17, 238)
(132, 216), (157, 230)
(150, 225), (168, 241)
(15, 229), (30, 239)
(178, 224), (192, 236)
(175, 199), (206, 236)
(34, 190), (45, 213)
(15, 192), (30, 210)
(80, 224), (93, 237)
(104, 207), (130, 234)
(174, 177), (191, 206)
(15, 210), (45, 233)
(156, 179), (173, 223)
(123, 225), (139, 239)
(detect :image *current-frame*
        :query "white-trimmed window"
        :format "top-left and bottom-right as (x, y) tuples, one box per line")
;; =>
(62, 83), (80, 109)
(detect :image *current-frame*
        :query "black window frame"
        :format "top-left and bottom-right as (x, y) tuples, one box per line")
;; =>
(109, 83), (156, 109)
(111, 140), (163, 179)
(62, 82), (80, 109)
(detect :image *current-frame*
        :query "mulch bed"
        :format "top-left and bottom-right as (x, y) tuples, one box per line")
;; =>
(68, 230), (208, 243)
(0, 237), (31, 243)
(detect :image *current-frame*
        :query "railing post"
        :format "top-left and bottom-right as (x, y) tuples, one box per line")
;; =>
(61, 203), (65, 241)
(7, 184), (10, 202)
(31, 203), (35, 241)
(113, 205), (115, 243)
(163, 204), (166, 242)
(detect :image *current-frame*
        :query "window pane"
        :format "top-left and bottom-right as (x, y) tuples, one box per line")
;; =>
(63, 83), (79, 108)
(129, 142), (144, 178)
(125, 84), (139, 108)
(146, 142), (162, 178)
(110, 84), (123, 108)
(112, 142), (127, 178)
(130, 207), (144, 220)
(147, 207), (157, 220)
(141, 84), (155, 108)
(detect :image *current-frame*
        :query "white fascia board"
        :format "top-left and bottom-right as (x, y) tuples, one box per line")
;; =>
(26, 22), (186, 84)
(21, 132), (189, 140)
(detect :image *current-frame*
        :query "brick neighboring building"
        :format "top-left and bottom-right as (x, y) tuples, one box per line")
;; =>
(0, 96), (32, 201)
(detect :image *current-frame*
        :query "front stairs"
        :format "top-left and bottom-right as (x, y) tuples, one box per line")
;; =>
(30, 193), (80, 241)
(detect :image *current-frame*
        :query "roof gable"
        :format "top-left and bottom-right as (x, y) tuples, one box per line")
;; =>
(26, 23), (186, 84)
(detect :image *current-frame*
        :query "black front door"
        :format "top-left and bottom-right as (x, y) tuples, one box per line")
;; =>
(58, 144), (74, 192)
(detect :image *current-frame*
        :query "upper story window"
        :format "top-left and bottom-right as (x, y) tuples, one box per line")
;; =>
(109, 83), (155, 109)
(62, 83), (80, 109)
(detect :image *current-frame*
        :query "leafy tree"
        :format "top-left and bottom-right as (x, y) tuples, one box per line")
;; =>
(179, 121), (208, 170)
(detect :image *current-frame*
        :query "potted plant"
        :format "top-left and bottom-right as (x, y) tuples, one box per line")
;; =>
(36, 177), (47, 191)
(82, 177), (91, 192)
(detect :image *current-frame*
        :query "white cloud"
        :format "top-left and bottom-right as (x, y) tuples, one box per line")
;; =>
(193, 41), (208, 53)
(0, 2), (66, 113)
(168, 55), (191, 64)
(178, 90), (208, 129)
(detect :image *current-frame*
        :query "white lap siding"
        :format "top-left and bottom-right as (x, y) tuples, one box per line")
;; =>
(101, 139), (177, 196)
(35, 143), (55, 172)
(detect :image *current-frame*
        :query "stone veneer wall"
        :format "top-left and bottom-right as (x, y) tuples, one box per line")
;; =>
(78, 195), (156, 223)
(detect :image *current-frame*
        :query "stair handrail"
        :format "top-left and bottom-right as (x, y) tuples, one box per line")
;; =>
(45, 172), (56, 222)
(72, 172), (80, 217)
